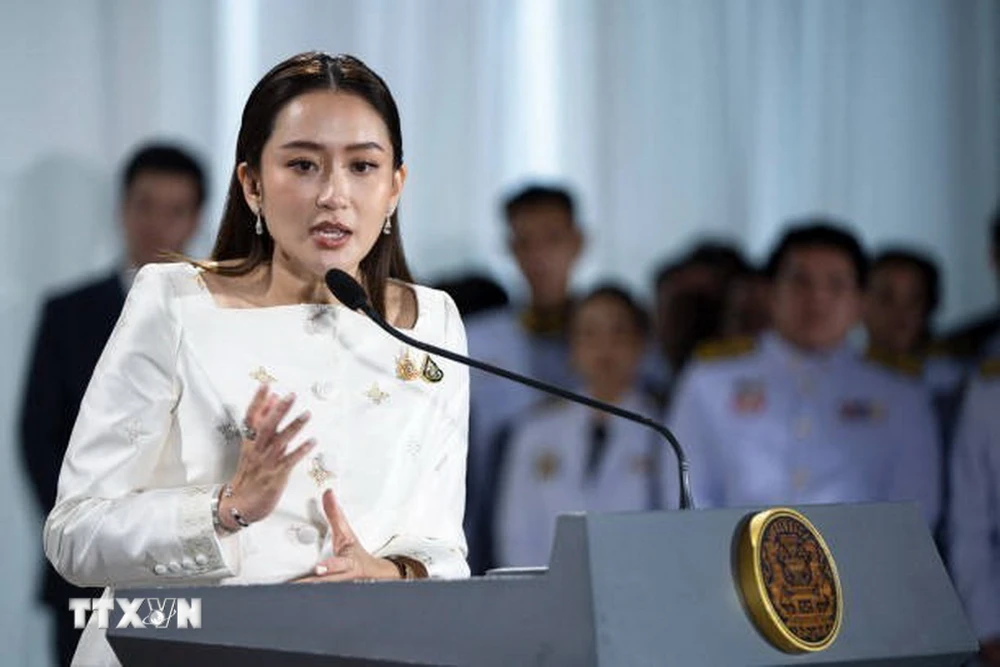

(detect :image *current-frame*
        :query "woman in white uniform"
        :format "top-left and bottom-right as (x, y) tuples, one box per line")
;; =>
(43, 52), (469, 665)
(494, 285), (674, 568)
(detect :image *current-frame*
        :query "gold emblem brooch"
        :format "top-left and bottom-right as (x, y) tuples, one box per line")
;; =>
(396, 348), (445, 383)
(421, 356), (444, 383)
(396, 349), (420, 381)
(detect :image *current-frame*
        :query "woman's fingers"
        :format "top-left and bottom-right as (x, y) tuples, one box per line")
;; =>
(281, 437), (317, 468)
(322, 488), (359, 553)
(291, 557), (360, 584)
(271, 410), (312, 455)
(255, 392), (296, 447)
(245, 383), (270, 421)
(313, 556), (355, 577)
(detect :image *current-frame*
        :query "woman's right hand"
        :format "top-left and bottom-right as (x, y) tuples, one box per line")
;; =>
(217, 383), (316, 531)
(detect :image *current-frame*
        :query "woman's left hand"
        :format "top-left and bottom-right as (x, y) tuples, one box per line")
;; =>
(293, 488), (400, 583)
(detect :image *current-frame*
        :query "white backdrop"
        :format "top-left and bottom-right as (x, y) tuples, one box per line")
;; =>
(1, 1), (997, 663)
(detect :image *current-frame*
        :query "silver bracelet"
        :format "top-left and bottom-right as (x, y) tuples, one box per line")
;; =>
(211, 484), (240, 534)
(229, 506), (251, 528)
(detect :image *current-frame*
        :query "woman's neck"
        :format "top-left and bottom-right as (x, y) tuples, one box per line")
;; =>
(259, 254), (342, 306)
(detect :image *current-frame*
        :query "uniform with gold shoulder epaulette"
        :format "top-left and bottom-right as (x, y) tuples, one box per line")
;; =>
(462, 306), (578, 571)
(493, 389), (673, 567)
(948, 357), (1000, 643)
(667, 332), (941, 526)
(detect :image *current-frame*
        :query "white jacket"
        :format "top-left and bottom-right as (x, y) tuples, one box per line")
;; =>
(44, 262), (470, 665)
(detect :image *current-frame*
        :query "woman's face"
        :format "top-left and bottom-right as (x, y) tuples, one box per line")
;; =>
(570, 296), (645, 394)
(241, 89), (405, 281)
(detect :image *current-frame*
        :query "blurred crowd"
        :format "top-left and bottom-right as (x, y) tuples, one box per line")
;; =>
(449, 185), (1000, 663)
(18, 144), (1000, 665)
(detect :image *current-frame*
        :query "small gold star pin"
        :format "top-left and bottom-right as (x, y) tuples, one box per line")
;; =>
(396, 349), (419, 381)
(308, 454), (333, 487)
(249, 366), (277, 384)
(365, 382), (389, 405)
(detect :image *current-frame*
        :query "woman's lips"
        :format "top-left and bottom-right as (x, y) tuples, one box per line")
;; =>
(310, 223), (352, 249)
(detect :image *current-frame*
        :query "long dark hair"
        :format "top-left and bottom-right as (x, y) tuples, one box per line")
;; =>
(209, 51), (412, 317)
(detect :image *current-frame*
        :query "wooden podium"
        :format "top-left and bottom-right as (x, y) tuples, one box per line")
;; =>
(107, 502), (977, 666)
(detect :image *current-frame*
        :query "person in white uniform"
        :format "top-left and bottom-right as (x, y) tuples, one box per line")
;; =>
(463, 185), (583, 572)
(668, 222), (941, 527)
(43, 52), (469, 666)
(494, 285), (674, 568)
(948, 359), (1000, 667)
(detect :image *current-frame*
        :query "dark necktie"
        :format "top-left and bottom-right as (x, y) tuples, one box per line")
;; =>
(584, 419), (609, 483)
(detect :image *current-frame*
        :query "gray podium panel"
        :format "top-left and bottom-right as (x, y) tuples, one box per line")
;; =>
(108, 503), (976, 666)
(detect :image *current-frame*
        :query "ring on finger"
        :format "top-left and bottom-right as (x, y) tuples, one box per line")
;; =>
(241, 420), (258, 441)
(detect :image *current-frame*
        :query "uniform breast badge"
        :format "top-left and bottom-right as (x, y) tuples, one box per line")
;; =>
(534, 451), (561, 481)
(630, 454), (655, 476)
(838, 399), (884, 422)
(732, 379), (767, 414)
(396, 349), (420, 381)
(735, 508), (842, 653)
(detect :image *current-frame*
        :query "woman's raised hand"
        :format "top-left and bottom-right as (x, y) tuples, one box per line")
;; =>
(217, 383), (316, 531)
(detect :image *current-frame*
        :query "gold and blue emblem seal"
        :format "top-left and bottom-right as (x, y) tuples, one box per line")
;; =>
(736, 508), (843, 653)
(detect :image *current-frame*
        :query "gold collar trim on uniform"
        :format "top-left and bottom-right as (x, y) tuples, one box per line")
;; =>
(519, 303), (572, 336)
(863, 346), (923, 377)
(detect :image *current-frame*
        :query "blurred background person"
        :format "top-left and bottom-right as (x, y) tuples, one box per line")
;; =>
(864, 248), (941, 360)
(19, 142), (206, 666)
(719, 265), (772, 339)
(644, 241), (748, 405)
(948, 358), (1000, 667)
(668, 222), (941, 528)
(431, 273), (509, 319)
(940, 208), (1000, 361)
(463, 185), (583, 573)
(493, 285), (671, 568)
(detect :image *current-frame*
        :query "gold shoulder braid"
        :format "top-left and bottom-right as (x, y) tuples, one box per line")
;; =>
(519, 303), (571, 337)
(925, 338), (962, 359)
(979, 357), (1000, 379)
(864, 347), (923, 377)
(694, 336), (757, 362)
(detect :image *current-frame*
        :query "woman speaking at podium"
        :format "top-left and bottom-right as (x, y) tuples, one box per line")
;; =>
(43, 51), (470, 666)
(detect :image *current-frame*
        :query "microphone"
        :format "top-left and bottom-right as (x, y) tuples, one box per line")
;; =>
(325, 269), (694, 510)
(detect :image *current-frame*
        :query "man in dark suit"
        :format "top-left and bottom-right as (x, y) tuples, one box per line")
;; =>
(940, 207), (1000, 359)
(20, 143), (206, 666)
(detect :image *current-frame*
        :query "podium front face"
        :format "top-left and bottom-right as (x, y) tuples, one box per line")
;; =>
(108, 503), (976, 666)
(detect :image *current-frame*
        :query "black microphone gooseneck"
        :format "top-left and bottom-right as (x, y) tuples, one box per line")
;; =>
(325, 269), (694, 510)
